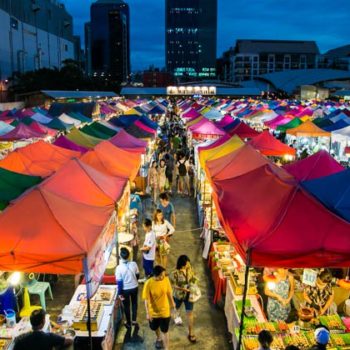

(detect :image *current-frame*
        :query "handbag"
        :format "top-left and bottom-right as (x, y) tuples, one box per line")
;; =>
(188, 282), (201, 303)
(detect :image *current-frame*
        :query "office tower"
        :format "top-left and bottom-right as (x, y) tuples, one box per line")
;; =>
(166, 0), (217, 80)
(90, 0), (130, 83)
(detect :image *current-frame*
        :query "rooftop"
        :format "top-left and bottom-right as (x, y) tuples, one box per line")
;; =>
(41, 90), (117, 99)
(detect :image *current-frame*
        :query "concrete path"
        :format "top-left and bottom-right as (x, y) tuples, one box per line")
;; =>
(115, 195), (231, 350)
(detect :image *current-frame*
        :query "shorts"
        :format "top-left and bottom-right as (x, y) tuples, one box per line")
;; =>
(174, 297), (194, 311)
(143, 257), (154, 277)
(149, 317), (171, 333)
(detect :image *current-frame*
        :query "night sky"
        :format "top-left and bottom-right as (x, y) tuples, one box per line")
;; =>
(63, 0), (350, 71)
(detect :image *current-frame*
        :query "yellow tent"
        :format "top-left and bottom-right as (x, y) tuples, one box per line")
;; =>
(66, 128), (104, 148)
(286, 120), (331, 138)
(200, 107), (211, 115)
(125, 108), (142, 116)
(199, 135), (244, 169)
(186, 116), (203, 127)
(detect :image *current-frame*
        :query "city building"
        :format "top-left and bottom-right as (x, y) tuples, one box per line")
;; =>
(0, 0), (76, 80)
(143, 67), (173, 87)
(88, 0), (130, 83)
(221, 39), (320, 82)
(166, 0), (217, 80)
(319, 44), (350, 71)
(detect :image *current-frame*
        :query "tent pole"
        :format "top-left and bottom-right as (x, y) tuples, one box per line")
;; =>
(83, 258), (93, 350)
(237, 249), (251, 350)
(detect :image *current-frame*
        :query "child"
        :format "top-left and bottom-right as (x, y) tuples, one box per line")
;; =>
(139, 218), (156, 283)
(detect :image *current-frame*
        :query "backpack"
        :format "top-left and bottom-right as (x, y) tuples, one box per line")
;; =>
(178, 160), (187, 176)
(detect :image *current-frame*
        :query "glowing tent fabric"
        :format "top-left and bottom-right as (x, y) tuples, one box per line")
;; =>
(58, 113), (81, 127)
(211, 160), (350, 268)
(66, 128), (104, 148)
(283, 151), (344, 181)
(227, 121), (260, 139)
(286, 121), (331, 138)
(302, 169), (350, 223)
(248, 130), (296, 156)
(0, 188), (114, 273)
(109, 129), (147, 153)
(30, 113), (52, 124)
(197, 134), (231, 152)
(53, 135), (89, 153)
(0, 167), (42, 210)
(0, 123), (45, 141)
(46, 118), (73, 131)
(0, 140), (81, 177)
(0, 121), (15, 136)
(134, 120), (157, 134)
(80, 141), (141, 180)
(188, 119), (226, 139)
(215, 115), (234, 129)
(29, 121), (57, 137)
(277, 118), (303, 132)
(199, 135), (243, 169)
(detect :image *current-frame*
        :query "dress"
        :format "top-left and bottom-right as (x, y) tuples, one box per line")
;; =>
(158, 165), (167, 189)
(267, 278), (291, 321)
(149, 168), (158, 189)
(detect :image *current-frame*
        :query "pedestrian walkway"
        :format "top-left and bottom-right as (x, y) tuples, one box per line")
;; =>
(115, 195), (231, 350)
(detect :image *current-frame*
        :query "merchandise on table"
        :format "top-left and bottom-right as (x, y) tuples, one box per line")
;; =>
(72, 301), (104, 331)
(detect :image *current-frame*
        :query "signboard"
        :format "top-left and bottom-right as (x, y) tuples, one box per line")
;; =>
(302, 268), (318, 287)
(85, 212), (117, 296)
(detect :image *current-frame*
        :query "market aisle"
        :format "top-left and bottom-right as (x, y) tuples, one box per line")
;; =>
(115, 195), (231, 350)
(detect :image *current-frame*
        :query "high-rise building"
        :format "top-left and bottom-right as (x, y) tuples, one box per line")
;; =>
(89, 0), (130, 83)
(0, 0), (76, 80)
(166, 0), (217, 80)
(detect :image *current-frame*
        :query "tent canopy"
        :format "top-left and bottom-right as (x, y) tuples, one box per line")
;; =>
(53, 135), (89, 153)
(283, 150), (344, 181)
(228, 121), (260, 139)
(0, 140), (81, 177)
(0, 123), (45, 141)
(66, 128), (103, 148)
(189, 119), (226, 138)
(286, 120), (331, 137)
(249, 130), (296, 156)
(277, 118), (303, 132)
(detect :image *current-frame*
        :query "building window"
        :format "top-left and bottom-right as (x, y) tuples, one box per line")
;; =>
(283, 55), (291, 70)
(300, 55), (307, 69)
(268, 54), (275, 72)
(64, 44), (68, 52)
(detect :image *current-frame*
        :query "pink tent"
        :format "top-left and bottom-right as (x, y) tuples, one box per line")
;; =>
(134, 120), (157, 134)
(29, 121), (57, 137)
(109, 129), (148, 150)
(215, 115), (233, 129)
(265, 115), (293, 129)
(54, 135), (89, 153)
(197, 134), (231, 152)
(183, 109), (201, 119)
(0, 123), (45, 141)
(189, 119), (226, 139)
(283, 150), (344, 181)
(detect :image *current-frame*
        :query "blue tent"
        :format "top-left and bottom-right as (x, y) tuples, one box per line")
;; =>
(139, 115), (158, 130)
(323, 119), (350, 132)
(302, 169), (350, 223)
(223, 118), (240, 131)
(147, 105), (165, 115)
(109, 115), (139, 127)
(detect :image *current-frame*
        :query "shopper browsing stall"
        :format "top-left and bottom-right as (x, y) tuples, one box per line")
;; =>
(143, 265), (176, 350)
(303, 269), (334, 316)
(115, 247), (139, 329)
(152, 209), (175, 268)
(140, 218), (157, 282)
(265, 268), (295, 322)
(308, 326), (330, 350)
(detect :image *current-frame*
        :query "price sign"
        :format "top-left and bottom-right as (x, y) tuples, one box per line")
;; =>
(302, 269), (318, 286)
(293, 325), (300, 334)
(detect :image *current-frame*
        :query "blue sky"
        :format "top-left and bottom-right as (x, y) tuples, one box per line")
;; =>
(63, 0), (350, 71)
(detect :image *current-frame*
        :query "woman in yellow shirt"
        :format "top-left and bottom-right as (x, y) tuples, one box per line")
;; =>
(142, 265), (176, 350)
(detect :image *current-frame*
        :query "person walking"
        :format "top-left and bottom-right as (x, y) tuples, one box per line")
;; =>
(187, 156), (196, 197)
(164, 154), (174, 193)
(153, 209), (175, 268)
(158, 159), (167, 194)
(143, 265), (176, 350)
(158, 192), (176, 227)
(115, 247), (139, 329)
(139, 218), (156, 283)
(148, 161), (159, 204)
(177, 154), (190, 196)
(170, 255), (198, 343)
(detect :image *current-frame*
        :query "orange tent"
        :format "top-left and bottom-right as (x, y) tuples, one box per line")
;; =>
(40, 159), (127, 206)
(286, 120), (331, 138)
(80, 141), (141, 180)
(0, 140), (80, 177)
(0, 188), (114, 273)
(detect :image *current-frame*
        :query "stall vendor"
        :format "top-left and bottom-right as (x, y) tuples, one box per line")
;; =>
(265, 268), (295, 322)
(303, 270), (334, 316)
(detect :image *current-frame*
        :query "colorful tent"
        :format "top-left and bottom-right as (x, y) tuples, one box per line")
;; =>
(0, 121), (15, 136)
(0, 140), (81, 177)
(302, 169), (350, 223)
(286, 121), (331, 137)
(215, 115), (234, 129)
(81, 141), (141, 180)
(199, 135), (243, 169)
(211, 160), (350, 267)
(277, 118), (303, 132)
(58, 113), (81, 127)
(124, 123), (155, 139)
(46, 118), (74, 131)
(0, 167), (42, 210)
(134, 120), (157, 134)
(248, 130), (296, 157)
(186, 116), (203, 127)
(189, 119), (226, 139)
(0, 123), (45, 141)
(227, 121), (260, 139)
(29, 121), (57, 137)
(66, 128), (103, 148)
(109, 130), (147, 153)
(197, 134), (231, 152)
(53, 135), (89, 153)
(30, 113), (52, 124)
(283, 151), (344, 181)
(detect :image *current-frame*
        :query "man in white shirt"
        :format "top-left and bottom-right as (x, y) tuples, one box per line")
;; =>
(115, 247), (139, 328)
(140, 218), (156, 282)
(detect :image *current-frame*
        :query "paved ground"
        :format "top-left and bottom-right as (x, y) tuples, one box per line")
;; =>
(115, 195), (231, 350)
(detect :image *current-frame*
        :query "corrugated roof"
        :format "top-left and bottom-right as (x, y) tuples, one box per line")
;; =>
(41, 90), (117, 99)
(258, 69), (350, 94)
(324, 45), (350, 58)
(235, 39), (320, 55)
(333, 90), (350, 97)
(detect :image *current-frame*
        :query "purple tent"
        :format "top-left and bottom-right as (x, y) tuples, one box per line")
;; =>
(0, 123), (45, 141)
(109, 129), (147, 150)
(53, 135), (89, 153)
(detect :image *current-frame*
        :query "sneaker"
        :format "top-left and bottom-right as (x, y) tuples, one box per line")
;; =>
(155, 339), (163, 349)
(138, 277), (147, 284)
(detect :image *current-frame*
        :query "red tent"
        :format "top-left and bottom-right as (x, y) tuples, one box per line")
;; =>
(228, 122), (260, 138)
(211, 159), (350, 268)
(283, 150), (344, 181)
(248, 130), (296, 157)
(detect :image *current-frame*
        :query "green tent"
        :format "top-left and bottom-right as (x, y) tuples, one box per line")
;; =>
(80, 125), (111, 139)
(68, 112), (92, 123)
(90, 122), (117, 137)
(66, 127), (103, 148)
(0, 167), (42, 209)
(46, 118), (74, 131)
(277, 118), (303, 132)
